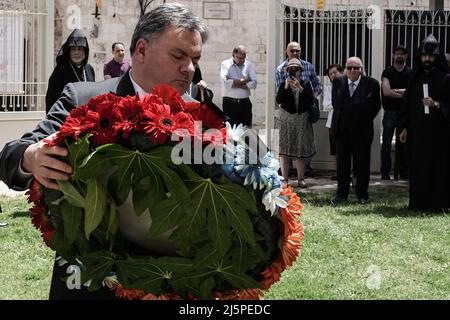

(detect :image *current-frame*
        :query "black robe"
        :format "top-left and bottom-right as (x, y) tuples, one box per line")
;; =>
(45, 29), (95, 113)
(399, 69), (450, 212)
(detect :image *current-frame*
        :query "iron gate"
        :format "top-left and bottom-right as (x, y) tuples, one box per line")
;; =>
(0, 0), (50, 112)
(281, 5), (450, 81)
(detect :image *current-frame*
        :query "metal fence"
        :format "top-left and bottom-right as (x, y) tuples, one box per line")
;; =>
(385, 10), (450, 69)
(0, 0), (49, 112)
(280, 4), (375, 82)
(280, 4), (450, 83)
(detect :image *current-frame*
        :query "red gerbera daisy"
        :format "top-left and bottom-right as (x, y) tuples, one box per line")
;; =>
(30, 202), (55, 245)
(86, 93), (121, 111)
(151, 84), (185, 113)
(25, 179), (43, 203)
(141, 103), (194, 145)
(186, 103), (225, 130)
(84, 103), (123, 146)
(115, 95), (145, 138)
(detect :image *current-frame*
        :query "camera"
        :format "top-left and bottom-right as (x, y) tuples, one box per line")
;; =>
(288, 70), (296, 79)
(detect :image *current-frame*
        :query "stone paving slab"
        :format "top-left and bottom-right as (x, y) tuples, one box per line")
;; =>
(0, 175), (408, 199)
(288, 175), (408, 194)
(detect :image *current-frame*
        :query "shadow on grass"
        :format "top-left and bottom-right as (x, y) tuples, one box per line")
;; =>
(11, 211), (31, 218)
(300, 186), (448, 218)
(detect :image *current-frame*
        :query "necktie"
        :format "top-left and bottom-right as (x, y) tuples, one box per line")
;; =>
(349, 82), (356, 97)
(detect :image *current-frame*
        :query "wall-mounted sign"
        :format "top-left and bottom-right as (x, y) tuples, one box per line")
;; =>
(203, 2), (231, 20)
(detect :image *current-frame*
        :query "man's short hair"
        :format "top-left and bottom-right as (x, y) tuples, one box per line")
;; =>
(326, 64), (344, 77)
(232, 45), (246, 55)
(393, 46), (408, 55)
(112, 42), (124, 51)
(130, 3), (208, 54)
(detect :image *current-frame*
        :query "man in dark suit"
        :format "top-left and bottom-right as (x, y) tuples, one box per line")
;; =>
(331, 57), (381, 204)
(0, 3), (208, 299)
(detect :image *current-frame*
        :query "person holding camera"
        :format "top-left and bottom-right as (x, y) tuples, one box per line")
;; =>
(275, 58), (316, 188)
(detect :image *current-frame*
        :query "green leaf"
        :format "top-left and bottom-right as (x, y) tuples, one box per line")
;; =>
(78, 251), (115, 291)
(132, 176), (166, 216)
(116, 257), (193, 294)
(48, 227), (77, 264)
(96, 145), (189, 206)
(84, 179), (107, 240)
(107, 201), (119, 239)
(60, 200), (83, 246)
(66, 134), (92, 170)
(193, 244), (223, 269)
(147, 198), (184, 238)
(199, 277), (215, 300)
(220, 267), (262, 290)
(76, 150), (114, 180)
(57, 180), (85, 208)
(179, 175), (257, 255)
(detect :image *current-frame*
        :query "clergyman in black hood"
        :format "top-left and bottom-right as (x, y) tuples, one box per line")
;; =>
(45, 29), (95, 113)
(398, 35), (450, 212)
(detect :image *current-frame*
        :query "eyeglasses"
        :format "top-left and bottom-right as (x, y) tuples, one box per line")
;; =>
(346, 66), (361, 71)
(289, 68), (302, 72)
(290, 49), (300, 53)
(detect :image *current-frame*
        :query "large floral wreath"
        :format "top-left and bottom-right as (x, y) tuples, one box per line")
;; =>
(27, 85), (303, 300)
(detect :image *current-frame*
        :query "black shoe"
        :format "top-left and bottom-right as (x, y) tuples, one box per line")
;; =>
(381, 174), (390, 180)
(358, 198), (368, 204)
(332, 196), (347, 205)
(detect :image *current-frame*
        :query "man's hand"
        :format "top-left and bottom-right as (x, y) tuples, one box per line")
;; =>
(422, 97), (440, 108)
(399, 128), (407, 143)
(22, 139), (72, 190)
(232, 78), (248, 89)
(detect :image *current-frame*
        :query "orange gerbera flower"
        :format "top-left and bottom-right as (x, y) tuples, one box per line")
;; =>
(114, 285), (146, 300)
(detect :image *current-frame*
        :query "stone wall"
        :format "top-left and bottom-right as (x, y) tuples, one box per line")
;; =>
(53, 0), (447, 129)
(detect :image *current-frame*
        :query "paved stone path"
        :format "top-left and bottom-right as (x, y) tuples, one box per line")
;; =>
(1, 175), (408, 198)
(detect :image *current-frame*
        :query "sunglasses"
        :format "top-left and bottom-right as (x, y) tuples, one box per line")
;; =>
(346, 66), (361, 71)
(290, 49), (300, 53)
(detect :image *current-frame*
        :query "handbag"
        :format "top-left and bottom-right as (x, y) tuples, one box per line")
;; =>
(308, 97), (321, 123)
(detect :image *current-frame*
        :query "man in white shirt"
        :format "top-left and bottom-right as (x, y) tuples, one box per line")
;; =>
(220, 45), (257, 127)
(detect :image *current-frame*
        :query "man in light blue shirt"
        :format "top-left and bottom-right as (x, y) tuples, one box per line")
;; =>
(275, 42), (322, 96)
(220, 45), (257, 127)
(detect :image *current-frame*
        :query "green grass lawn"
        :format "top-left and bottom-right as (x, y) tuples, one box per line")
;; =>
(1, 185), (449, 300)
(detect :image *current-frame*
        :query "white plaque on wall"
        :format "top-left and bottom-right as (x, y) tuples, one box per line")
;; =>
(203, 2), (231, 20)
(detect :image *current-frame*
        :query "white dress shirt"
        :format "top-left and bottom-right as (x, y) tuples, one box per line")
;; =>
(322, 84), (333, 128)
(220, 57), (257, 99)
(348, 75), (362, 91)
(129, 70), (147, 96)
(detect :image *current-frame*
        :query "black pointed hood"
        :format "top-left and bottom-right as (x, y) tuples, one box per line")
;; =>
(56, 29), (90, 66)
(411, 34), (449, 77)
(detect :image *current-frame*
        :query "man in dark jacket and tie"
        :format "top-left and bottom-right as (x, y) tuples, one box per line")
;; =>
(331, 57), (381, 204)
(0, 3), (208, 299)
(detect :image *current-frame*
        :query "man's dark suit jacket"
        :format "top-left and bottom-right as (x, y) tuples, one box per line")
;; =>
(330, 75), (381, 138)
(0, 71), (198, 191)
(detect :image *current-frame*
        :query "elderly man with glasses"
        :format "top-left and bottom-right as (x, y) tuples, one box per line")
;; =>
(330, 57), (381, 205)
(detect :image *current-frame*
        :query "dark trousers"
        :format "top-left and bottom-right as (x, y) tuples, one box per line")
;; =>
(381, 111), (396, 175)
(381, 111), (408, 178)
(335, 130), (372, 200)
(222, 97), (252, 127)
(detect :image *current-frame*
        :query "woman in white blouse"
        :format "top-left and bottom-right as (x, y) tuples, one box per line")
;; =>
(322, 64), (344, 179)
